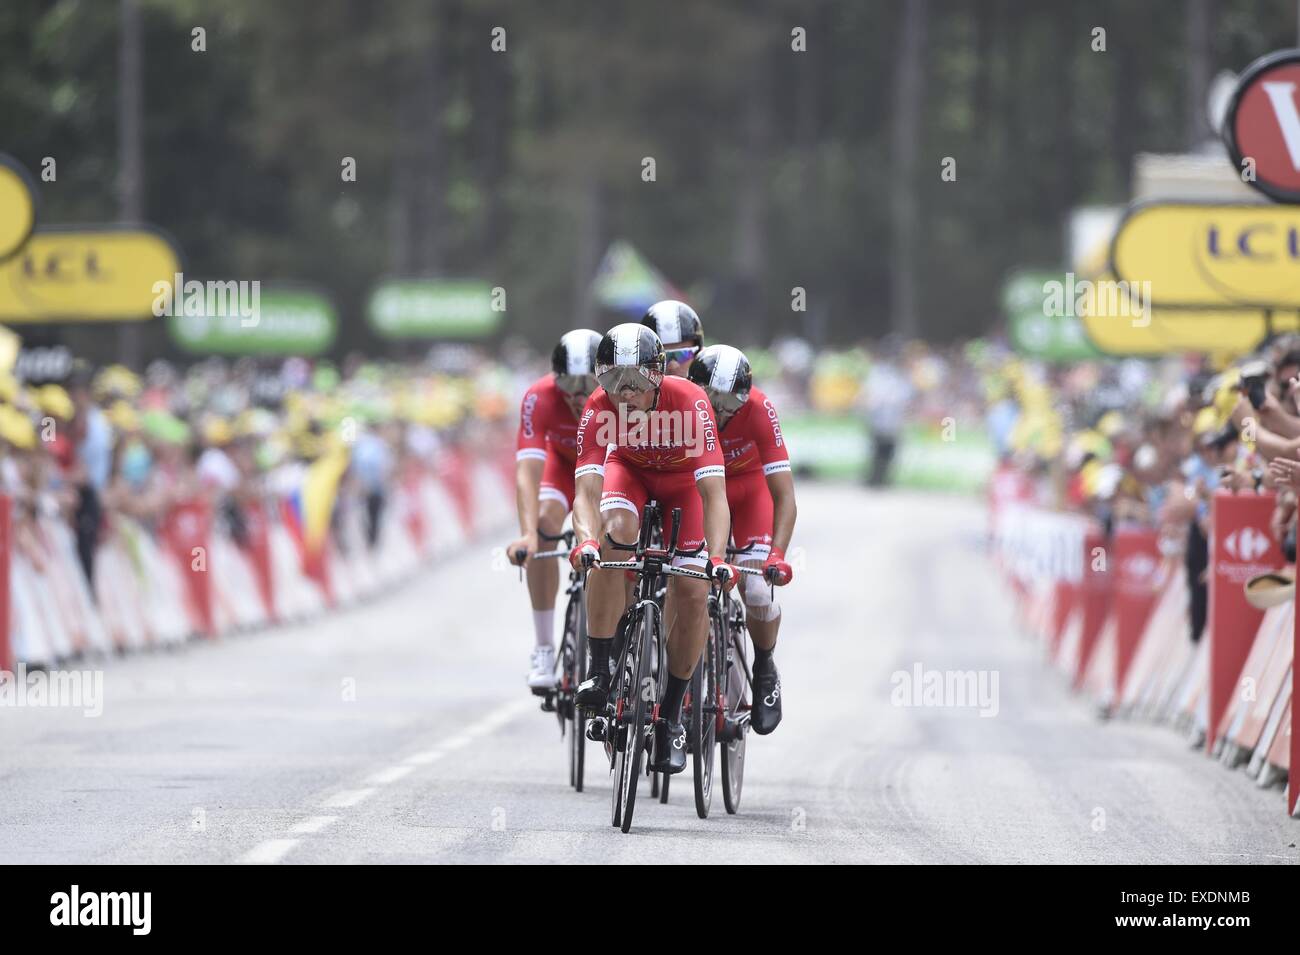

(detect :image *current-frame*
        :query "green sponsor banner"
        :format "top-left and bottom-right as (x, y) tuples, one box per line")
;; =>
(892, 423), (996, 492)
(367, 278), (500, 339)
(782, 414), (994, 492)
(1003, 269), (1100, 361)
(782, 414), (869, 480)
(168, 286), (336, 355)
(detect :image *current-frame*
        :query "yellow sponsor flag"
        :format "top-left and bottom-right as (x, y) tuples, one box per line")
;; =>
(302, 444), (350, 556)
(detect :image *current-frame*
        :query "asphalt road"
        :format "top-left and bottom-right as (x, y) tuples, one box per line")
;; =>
(1, 485), (1295, 864)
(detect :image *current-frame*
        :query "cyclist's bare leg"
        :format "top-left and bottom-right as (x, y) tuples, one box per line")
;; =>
(525, 499), (566, 613)
(587, 508), (640, 640)
(665, 574), (708, 680)
(739, 558), (779, 652)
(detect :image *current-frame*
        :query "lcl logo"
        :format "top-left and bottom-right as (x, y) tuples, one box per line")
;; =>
(19, 246), (112, 284)
(1222, 526), (1272, 563)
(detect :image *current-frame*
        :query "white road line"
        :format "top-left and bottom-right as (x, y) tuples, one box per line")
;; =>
(367, 765), (414, 785)
(321, 787), (378, 809)
(240, 839), (299, 865)
(404, 749), (445, 766)
(243, 697), (534, 864)
(289, 815), (339, 835)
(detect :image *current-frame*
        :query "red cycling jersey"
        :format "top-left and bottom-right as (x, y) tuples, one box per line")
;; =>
(575, 375), (725, 481)
(515, 375), (579, 466)
(719, 385), (791, 478)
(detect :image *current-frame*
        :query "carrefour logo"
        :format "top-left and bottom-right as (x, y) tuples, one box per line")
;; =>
(1121, 553), (1157, 582)
(1222, 526), (1272, 562)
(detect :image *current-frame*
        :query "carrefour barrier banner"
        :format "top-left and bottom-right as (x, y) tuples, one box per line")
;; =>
(168, 286), (336, 355)
(1112, 528), (1165, 700)
(1208, 491), (1283, 753)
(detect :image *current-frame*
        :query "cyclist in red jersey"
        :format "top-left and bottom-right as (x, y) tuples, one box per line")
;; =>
(688, 344), (796, 734)
(569, 324), (737, 775)
(506, 329), (603, 690)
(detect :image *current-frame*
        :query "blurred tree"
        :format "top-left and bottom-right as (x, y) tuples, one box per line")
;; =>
(3, 0), (1300, 364)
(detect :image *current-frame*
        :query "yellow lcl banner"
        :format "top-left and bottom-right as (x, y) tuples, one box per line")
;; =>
(1077, 276), (1298, 355)
(0, 155), (37, 263)
(0, 227), (183, 322)
(1072, 201), (1300, 355)
(1111, 202), (1300, 308)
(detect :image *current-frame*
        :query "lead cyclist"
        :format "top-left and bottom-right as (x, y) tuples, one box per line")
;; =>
(569, 323), (738, 776)
(687, 344), (796, 734)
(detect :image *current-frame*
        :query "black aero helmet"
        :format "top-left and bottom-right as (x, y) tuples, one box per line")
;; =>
(595, 323), (665, 394)
(641, 300), (703, 349)
(688, 344), (752, 414)
(551, 328), (602, 395)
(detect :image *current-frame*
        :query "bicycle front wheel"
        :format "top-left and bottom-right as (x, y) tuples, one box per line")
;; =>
(690, 633), (717, 818)
(614, 606), (655, 833)
(568, 589), (588, 792)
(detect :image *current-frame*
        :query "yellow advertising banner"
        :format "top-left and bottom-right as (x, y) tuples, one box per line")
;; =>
(1110, 202), (1300, 308)
(1076, 270), (1290, 356)
(0, 227), (183, 322)
(0, 155), (37, 263)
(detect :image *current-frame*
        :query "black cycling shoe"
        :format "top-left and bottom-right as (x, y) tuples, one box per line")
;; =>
(575, 671), (610, 711)
(648, 719), (688, 775)
(751, 661), (782, 736)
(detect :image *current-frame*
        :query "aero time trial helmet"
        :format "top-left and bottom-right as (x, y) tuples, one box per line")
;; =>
(687, 343), (752, 415)
(642, 300), (703, 367)
(551, 328), (602, 396)
(596, 323), (666, 394)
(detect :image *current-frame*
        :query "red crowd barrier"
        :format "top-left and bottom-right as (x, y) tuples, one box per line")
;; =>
(2, 448), (515, 670)
(994, 498), (1298, 818)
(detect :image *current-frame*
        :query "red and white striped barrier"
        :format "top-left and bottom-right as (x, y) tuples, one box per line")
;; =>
(0, 448), (515, 668)
(994, 494), (1298, 818)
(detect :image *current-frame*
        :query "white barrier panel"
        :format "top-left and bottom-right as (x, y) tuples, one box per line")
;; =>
(993, 504), (1090, 585)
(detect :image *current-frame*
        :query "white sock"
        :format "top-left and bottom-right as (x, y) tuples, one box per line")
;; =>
(533, 609), (555, 650)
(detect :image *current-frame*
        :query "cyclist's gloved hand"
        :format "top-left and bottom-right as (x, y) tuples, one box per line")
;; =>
(570, 538), (600, 570)
(709, 555), (740, 592)
(763, 547), (793, 586)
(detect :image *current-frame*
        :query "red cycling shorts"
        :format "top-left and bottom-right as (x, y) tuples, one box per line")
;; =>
(599, 457), (707, 567)
(539, 448), (576, 511)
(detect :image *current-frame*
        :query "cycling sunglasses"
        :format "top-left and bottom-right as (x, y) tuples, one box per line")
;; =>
(596, 365), (663, 394)
(706, 387), (749, 415)
(555, 373), (598, 397)
(664, 346), (699, 365)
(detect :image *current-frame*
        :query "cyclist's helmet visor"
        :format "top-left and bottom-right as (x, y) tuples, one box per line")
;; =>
(664, 345), (699, 365)
(706, 386), (749, 415)
(596, 364), (663, 394)
(555, 373), (598, 396)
